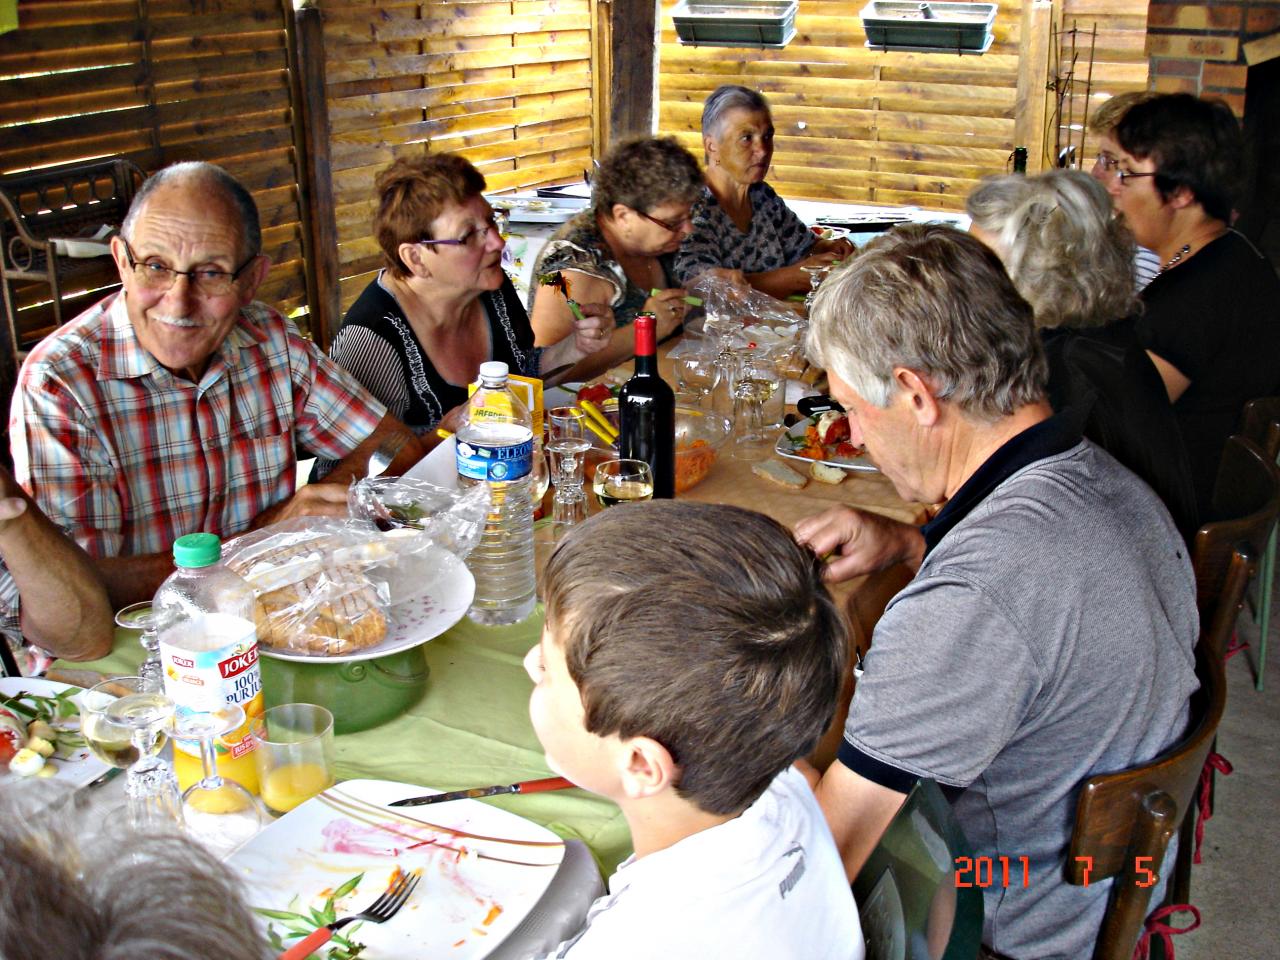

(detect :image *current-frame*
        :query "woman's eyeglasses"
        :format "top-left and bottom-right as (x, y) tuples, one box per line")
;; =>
(121, 239), (257, 296)
(417, 211), (508, 250)
(1116, 170), (1159, 188)
(636, 209), (693, 234)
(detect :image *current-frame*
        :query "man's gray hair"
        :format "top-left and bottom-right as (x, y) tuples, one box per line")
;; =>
(806, 224), (1048, 420)
(701, 85), (771, 140)
(122, 161), (262, 259)
(0, 781), (270, 960)
(966, 170), (1139, 329)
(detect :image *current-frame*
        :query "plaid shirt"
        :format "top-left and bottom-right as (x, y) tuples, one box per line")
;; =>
(9, 292), (386, 563)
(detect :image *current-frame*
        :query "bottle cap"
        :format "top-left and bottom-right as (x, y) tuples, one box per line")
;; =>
(633, 313), (656, 356)
(478, 361), (509, 384)
(173, 532), (221, 568)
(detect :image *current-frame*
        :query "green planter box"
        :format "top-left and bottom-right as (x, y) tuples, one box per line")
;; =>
(860, 1), (996, 53)
(672, 0), (798, 48)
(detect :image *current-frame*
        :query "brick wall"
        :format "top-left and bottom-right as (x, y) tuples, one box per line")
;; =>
(1146, 0), (1280, 114)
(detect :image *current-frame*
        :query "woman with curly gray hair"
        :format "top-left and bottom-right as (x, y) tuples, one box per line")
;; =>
(966, 170), (1197, 537)
(530, 136), (705, 380)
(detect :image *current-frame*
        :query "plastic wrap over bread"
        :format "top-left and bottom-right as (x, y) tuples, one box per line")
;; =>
(685, 272), (806, 353)
(347, 476), (488, 559)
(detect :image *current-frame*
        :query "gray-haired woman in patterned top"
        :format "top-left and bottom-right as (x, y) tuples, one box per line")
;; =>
(324, 155), (613, 451)
(673, 86), (853, 298)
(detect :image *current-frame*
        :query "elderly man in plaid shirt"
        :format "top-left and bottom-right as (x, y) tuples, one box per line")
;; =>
(7, 162), (424, 617)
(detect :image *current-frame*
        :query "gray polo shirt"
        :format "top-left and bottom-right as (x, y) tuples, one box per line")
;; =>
(841, 419), (1199, 960)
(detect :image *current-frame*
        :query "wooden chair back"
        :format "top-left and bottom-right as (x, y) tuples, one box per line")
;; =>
(852, 778), (983, 960)
(1066, 634), (1228, 960)
(1191, 436), (1280, 618)
(1239, 397), (1280, 462)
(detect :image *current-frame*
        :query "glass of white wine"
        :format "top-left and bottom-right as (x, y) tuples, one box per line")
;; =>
(81, 676), (181, 829)
(731, 353), (784, 461)
(592, 458), (654, 508)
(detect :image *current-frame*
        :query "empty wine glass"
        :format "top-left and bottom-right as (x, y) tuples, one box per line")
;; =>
(731, 353), (784, 461)
(592, 458), (654, 508)
(801, 263), (832, 313)
(115, 602), (163, 691)
(172, 704), (264, 856)
(548, 436), (593, 531)
(674, 354), (719, 408)
(81, 676), (181, 829)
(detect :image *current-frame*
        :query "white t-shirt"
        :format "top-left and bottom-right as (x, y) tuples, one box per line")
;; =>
(540, 767), (863, 959)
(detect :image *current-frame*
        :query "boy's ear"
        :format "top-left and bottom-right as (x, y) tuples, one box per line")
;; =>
(617, 736), (677, 800)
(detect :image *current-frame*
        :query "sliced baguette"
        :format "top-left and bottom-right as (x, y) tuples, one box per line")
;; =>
(752, 459), (808, 490)
(810, 461), (847, 485)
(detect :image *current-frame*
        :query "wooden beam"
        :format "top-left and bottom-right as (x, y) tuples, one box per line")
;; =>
(1244, 31), (1280, 67)
(287, 2), (339, 350)
(1014, 0), (1055, 173)
(608, 0), (657, 145)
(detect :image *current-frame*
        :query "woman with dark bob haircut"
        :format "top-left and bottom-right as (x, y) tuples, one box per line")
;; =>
(1107, 93), (1280, 514)
(323, 153), (612, 451)
(530, 136), (704, 380)
(672, 85), (852, 297)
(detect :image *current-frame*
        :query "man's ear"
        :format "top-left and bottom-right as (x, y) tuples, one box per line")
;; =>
(109, 235), (132, 285)
(617, 735), (678, 800)
(238, 254), (273, 306)
(894, 367), (941, 427)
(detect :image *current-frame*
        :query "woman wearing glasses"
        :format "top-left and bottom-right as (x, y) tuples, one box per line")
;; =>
(529, 136), (704, 380)
(672, 85), (852, 298)
(325, 154), (612, 444)
(1106, 93), (1280, 514)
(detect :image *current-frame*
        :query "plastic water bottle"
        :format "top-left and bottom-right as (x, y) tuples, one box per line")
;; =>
(455, 361), (537, 625)
(154, 532), (263, 795)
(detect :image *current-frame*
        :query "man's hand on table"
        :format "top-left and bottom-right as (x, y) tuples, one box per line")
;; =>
(794, 505), (925, 582)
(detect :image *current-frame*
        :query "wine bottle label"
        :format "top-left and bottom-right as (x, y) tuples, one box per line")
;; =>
(456, 437), (534, 481)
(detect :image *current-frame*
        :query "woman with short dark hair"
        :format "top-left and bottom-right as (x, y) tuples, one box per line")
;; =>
(1108, 93), (1280, 513)
(529, 136), (704, 381)
(672, 85), (852, 298)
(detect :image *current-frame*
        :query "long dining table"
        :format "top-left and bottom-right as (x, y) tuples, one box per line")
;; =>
(51, 349), (925, 881)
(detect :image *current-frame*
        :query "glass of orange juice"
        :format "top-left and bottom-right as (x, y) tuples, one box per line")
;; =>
(251, 703), (336, 816)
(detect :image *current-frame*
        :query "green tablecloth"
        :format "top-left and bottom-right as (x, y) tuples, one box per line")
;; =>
(56, 612), (633, 875)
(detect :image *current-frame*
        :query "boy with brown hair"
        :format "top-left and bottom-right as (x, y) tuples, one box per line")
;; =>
(527, 500), (863, 959)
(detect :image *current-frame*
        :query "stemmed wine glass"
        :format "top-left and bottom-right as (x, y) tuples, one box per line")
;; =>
(546, 406), (592, 533)
(81, 676), (181, 829)
(674, 354), (720, 408)
(172, 704), (264, 856)
(800, 263), (832, 314)
(592, 459), (654, 508)
(115, 602), (163, 691)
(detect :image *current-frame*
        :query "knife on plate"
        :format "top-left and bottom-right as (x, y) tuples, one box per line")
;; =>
(389, 776), (573, 808)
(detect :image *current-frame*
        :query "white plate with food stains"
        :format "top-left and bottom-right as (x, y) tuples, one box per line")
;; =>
(227, 778), (566, 959)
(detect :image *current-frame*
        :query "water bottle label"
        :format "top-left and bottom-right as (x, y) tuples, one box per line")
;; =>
(456, 437), (533, 482)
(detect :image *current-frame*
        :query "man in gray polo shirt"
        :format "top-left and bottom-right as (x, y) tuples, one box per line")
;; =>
(796, 225), (1199, 960)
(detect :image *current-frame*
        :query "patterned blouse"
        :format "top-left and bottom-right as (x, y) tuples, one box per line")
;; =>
(326, 272), (538, 437)
(528, 213), (675, 329)
(672, 183), (816, 284)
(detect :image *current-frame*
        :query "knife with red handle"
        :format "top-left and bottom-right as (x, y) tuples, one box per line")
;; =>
(389, 776), (573, 808)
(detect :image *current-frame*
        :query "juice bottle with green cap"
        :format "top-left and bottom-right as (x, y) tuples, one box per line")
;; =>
(155, 532), (263, 795)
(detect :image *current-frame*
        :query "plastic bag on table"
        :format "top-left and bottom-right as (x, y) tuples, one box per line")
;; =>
(684, 272), (805, 356)
(222, 518), (402, 657)
(347, 476), (488, 559)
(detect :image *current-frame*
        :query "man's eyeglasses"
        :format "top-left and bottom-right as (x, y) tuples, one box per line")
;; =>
(1116, 170), (1159, 188)
(122, 239), (257, 297)
(417, 211), (507, 250)
(636, 209), (693, 234)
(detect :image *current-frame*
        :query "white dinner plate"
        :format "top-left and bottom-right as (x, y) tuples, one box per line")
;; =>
(0, 676), (110, 787)
(488, 195), (587, 224)
(774, 421), (880, 473)
(226, 778), (566, 959)
(259, 546), (475, 664)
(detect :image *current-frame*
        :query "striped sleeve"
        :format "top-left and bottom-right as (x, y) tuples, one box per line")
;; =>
(329, 325), (413, 422)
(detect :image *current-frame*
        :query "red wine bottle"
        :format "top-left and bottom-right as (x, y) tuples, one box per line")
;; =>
(619, 313), (675, 498)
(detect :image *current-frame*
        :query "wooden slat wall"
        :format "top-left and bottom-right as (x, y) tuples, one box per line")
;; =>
(1054, 0), (1151, 171)
(657, 0), (1149, 211)
(320, 0), (597, 316)
(0, 0), (311, 346)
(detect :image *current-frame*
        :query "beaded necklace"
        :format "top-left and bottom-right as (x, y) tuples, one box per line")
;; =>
(1160, 243), (1191, 274)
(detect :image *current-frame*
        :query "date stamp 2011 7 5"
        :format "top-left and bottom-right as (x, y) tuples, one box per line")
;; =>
(954, 855), (1161, 889)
